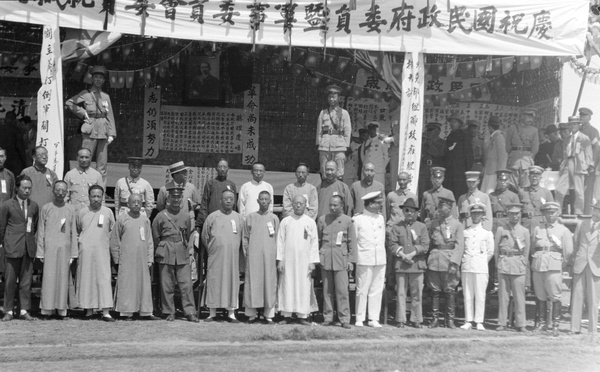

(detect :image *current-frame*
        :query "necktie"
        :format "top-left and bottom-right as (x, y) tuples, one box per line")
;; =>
(571, 136), (576, 157)
(22, 200), (27, 219)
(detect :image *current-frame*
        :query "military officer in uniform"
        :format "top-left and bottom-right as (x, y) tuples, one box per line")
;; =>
(387, 198), (429, 328)
(114, 157), (155, 217)
(426, 196), (464, 329)
(570, 201), (600, 334)
(505, 109), (539, 188)
(420, 167), (459, 228)
(531, 202), (573, 336)
(316, 85), (352, 180)
(419, 122), (446, 199)
(495, 203), (530, 332)
(489, 170), (521, 233)
(65, 65), (117, 184)
(457, 171), (492, 231)
(556, 116), (593, 216)
(521, 165), (553, 232)
(481, 115), (508, 194)
(360, 121), (389, 186)
(579, 107), (600, 215)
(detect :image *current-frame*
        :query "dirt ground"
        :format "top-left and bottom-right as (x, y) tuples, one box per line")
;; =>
(0, 313), (599, 372)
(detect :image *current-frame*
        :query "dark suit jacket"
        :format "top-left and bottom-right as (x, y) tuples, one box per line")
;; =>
(0, 197), (39, 258)
(574, 219), (600, 277)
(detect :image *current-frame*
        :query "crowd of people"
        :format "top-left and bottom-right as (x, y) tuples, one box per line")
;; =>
(0, 75), (597, 337)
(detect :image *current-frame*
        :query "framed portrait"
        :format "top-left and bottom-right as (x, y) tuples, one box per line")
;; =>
(185, 56), (221, 103)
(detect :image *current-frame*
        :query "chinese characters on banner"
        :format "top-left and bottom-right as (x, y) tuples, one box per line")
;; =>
(346, 97), (393, 134)
(0, 57), (40, 79)
(398, 52), (424, 195)
(0, 97), (37, 119)
(160, 106), (243, 153)
(36, 25), (63, 177)
(242, 84), (260, 165)
(0, 1), (588, 56)
(143, 86), (161, 159)
(424, 98), (556, 142)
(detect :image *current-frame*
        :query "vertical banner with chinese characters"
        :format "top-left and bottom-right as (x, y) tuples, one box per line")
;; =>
(398, 52), (425, 195)
(37, 24), (64, 177)
(242, 84), (260, 165)
(143, 86), (161, 159)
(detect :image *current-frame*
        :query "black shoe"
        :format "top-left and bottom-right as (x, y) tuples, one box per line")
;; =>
(341, 323), (351, 329)
(226, 317), (239, 324)
(496, 326), (507, 332)
(187, 314), (200, 323)
(413, 323), (423, 329)
(20, 313), (35, 321)
(247, 318), (260, 324)
(279, 317), (293, 325)
(143, 315), (161, 321)
(40, 314), (53, 321)
(2, 313), (13, 322)
(322, 321), (334, 327)
(122, 316), (134, 321)
(102, 316), (116, 322)
(204, 317), (216, 323)
(165, 314), (175, 321)
(297, 319), (311, 326)
(516, 327), (527, 333)
(396, 322), (405, 328)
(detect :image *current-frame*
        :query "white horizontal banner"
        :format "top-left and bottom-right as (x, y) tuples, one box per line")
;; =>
(0, 0), (588, 55)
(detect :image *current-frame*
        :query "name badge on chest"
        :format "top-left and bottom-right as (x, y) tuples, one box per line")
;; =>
(1, 180), (6, 194)
(26, 217), (32, 233)
(231, 219), (237, 234)
(445, 226), (452, 240)
(336, 231), (344, 246)
(139, 226), (146, 241)
(60, 218), (66, 232)
(267, 221), (275, 236)
(410, 229), (418, 242)
(98, 214), (104, 227)
(515, 237), (524, 250)
(45, 174), (53, 186)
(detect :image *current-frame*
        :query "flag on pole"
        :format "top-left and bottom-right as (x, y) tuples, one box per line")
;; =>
(61, 29), (122, 62)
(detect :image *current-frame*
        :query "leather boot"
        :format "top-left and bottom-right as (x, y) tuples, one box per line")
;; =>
(446, 291), (456, 329)
(552, 301), (561, 337)
(533, 300), (547, 332)
(429, 291), (441, 328)
(546, 300), (553, 333)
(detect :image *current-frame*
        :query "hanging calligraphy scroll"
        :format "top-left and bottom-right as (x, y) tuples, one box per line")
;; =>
(0, 1), (588, 56)
(159, 106), (243, 153)
(398, 52), (425, 195)
(242, 84), (260, 165)
(143, 86), (161, 159)
(36, 25), (64, 177)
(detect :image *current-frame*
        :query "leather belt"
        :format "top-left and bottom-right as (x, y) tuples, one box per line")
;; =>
(90, 113), (106, 119)
(433, 243), (455, 250)
(511, 146), (532, 151)
(494, 212), (507, 218)
(322, 129), (341, 135)
(534, 247), (562, 254)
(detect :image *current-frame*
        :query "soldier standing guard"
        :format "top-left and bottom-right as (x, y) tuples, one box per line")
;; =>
(114, 157), (155, 217)
(316, 85), (352, 180)
(494, 203), (530, 332)
(426, 196), (464, 329)
(505, 109), (539, 188)
(531, 202), (573, 336)
(420, 167), (459, 228)
(418, 123), (445, 199)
